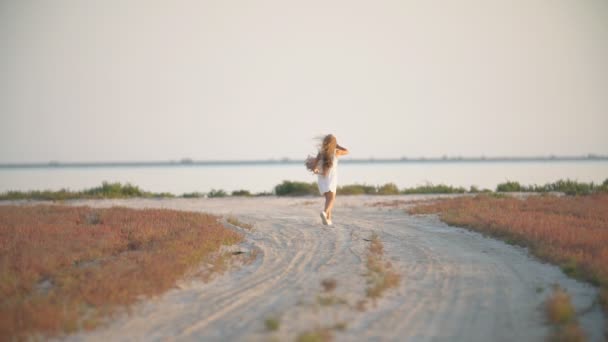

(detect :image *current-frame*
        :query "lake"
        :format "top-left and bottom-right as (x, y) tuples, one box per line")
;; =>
(1, 160), (607, 195)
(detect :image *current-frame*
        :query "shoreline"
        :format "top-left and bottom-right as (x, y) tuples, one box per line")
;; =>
(1, 178), (607, 201)
(2, 156), (608, 169)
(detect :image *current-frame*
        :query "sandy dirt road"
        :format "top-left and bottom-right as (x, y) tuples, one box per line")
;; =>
(60, 195), (604, 342)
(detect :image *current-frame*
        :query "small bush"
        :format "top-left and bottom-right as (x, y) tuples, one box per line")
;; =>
(182, 192), (205, 198)
(546, 285), (576, 325)
(264, 317), (280, 331)
(545, 285), (586, 342)
(254, 191), (274, 197)
(231, 190), (251, 197)
(0, 182), (174, 200)
(84, 181), (145, 198)
(401, 183), (466, 194)
(226, 216), (253, 230)
(337, 184), (376, 195)
(377, 183), (399, 195)
(274, 181), (318, 196)
(207, 189), (228, 198)
(296, 329), (333, 342)
(496, 180), (523, 192)
(496, 178), (607, 196)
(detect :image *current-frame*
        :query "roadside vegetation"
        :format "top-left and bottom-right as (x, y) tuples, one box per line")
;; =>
(273, 179), (608, 196)
(365, 233), (400, 299)
(2, 179), (606, 200)
(0, 181), (174, 201)
(408, 193), (608, 321)
(496, 179), (608, 196)
(226, 216), (254, 231)
(545, 285), (586, 342)
(0, 205), (243, 340)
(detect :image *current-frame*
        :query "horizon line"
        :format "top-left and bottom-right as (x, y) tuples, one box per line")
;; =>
(1, 154), (607, 168)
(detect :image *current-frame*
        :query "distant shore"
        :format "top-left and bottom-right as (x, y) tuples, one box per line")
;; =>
(1, 178), (607, 201)
(1, 155), (607, 169)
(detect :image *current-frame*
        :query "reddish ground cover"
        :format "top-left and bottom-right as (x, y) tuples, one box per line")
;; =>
(0, 205), (243, 339)
(409, 194), (608, 314)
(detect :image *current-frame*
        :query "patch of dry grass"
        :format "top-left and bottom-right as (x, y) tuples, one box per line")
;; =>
(264, 317), (280, 332)
(296, 328), (333, 342)
(316, 294), (348, 307)
(0, 205), (243, 340)
(365, 233), (400, 299)
(546, 285), (576, 325)
(409, 194), (608, 315)
(545, 285), (586, 342)
(321, 278), (337, 292)
(226, 216), (254, 231)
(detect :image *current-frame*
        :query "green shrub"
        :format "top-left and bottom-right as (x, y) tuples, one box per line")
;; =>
(254, 191), (274, 197)
(496, 179), (607, 196)
(0, 182), (175, 200)
(182, 192), (205, 198)
(337, 184), (376, 195)
(207, 189), (228, 198)
(274, 181), (318, 196)
(402, 183), (466, 194)
(547, 179), (592, 195)
(496, 181), (523, 192)
(231, 190), (251, 197)
(377, 183), (400, 195)
(84, 181), (145, 198)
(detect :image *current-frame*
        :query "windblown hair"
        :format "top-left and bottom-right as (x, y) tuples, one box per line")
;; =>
(317, 134), (337, 176)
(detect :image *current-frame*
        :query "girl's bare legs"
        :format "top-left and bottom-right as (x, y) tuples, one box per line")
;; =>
(324, 191), (336, 220)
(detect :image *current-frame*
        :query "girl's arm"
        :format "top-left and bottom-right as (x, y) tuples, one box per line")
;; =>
(336, 145), (349, 156)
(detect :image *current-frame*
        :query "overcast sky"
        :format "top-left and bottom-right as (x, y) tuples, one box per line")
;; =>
(1, 0), (607, 162)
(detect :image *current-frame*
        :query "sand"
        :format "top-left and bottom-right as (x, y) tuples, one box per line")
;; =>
(44, 195), (605, 341)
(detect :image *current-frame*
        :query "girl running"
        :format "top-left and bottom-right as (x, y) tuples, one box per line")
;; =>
(305, 134), (349, 225)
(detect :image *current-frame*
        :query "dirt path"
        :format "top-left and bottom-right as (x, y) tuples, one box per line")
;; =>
(62, 196), (604, 342)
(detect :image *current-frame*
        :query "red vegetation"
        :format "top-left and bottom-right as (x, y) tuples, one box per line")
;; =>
(0, 205), (243, 339)
(409, 194), (608, 314)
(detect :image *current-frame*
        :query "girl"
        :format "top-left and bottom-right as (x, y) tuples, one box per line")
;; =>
(306, 134), (349, 225)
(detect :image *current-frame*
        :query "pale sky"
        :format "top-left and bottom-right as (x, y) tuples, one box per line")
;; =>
(1, 0), (607, 162)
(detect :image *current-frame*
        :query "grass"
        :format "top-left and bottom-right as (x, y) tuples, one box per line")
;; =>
(316, 295), (348, 307)
(3, 179), (606, 200)
(264, 317), (280, 332)
(409, 193), (608, 315)
(337, 184), (377, 195)
(365, 233), (400, 299)
(207, 189), (228, 198)
(401, 183), (467, 194)
(0, 205), (243, 340)
(273, 179), (607, 196)
(496, 178), (608, 195)
(545, 285), (586, 342)
(546, 285), (576, 325)
(0, 181), (174, 201)
(226, 216), (254, 231)
(274, 181), (318, 196)
(231, 190), (251, 197)
(296, 328), (333, 342)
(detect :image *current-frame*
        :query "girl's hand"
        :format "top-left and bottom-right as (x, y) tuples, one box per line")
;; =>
(336, 145), (349, 156)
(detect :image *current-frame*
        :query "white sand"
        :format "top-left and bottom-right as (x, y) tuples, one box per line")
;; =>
(30, 195), (604, 341)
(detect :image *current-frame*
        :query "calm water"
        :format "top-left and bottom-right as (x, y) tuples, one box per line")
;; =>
(1, 161), (607, 195)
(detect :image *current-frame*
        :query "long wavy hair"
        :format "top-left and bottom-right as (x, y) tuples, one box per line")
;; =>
(317, 134), (337, 176)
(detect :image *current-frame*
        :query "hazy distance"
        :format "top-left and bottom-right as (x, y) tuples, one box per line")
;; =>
(1, 0), (607, 163)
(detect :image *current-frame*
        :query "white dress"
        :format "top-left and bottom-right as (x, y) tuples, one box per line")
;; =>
(317, 151), (338, 194)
